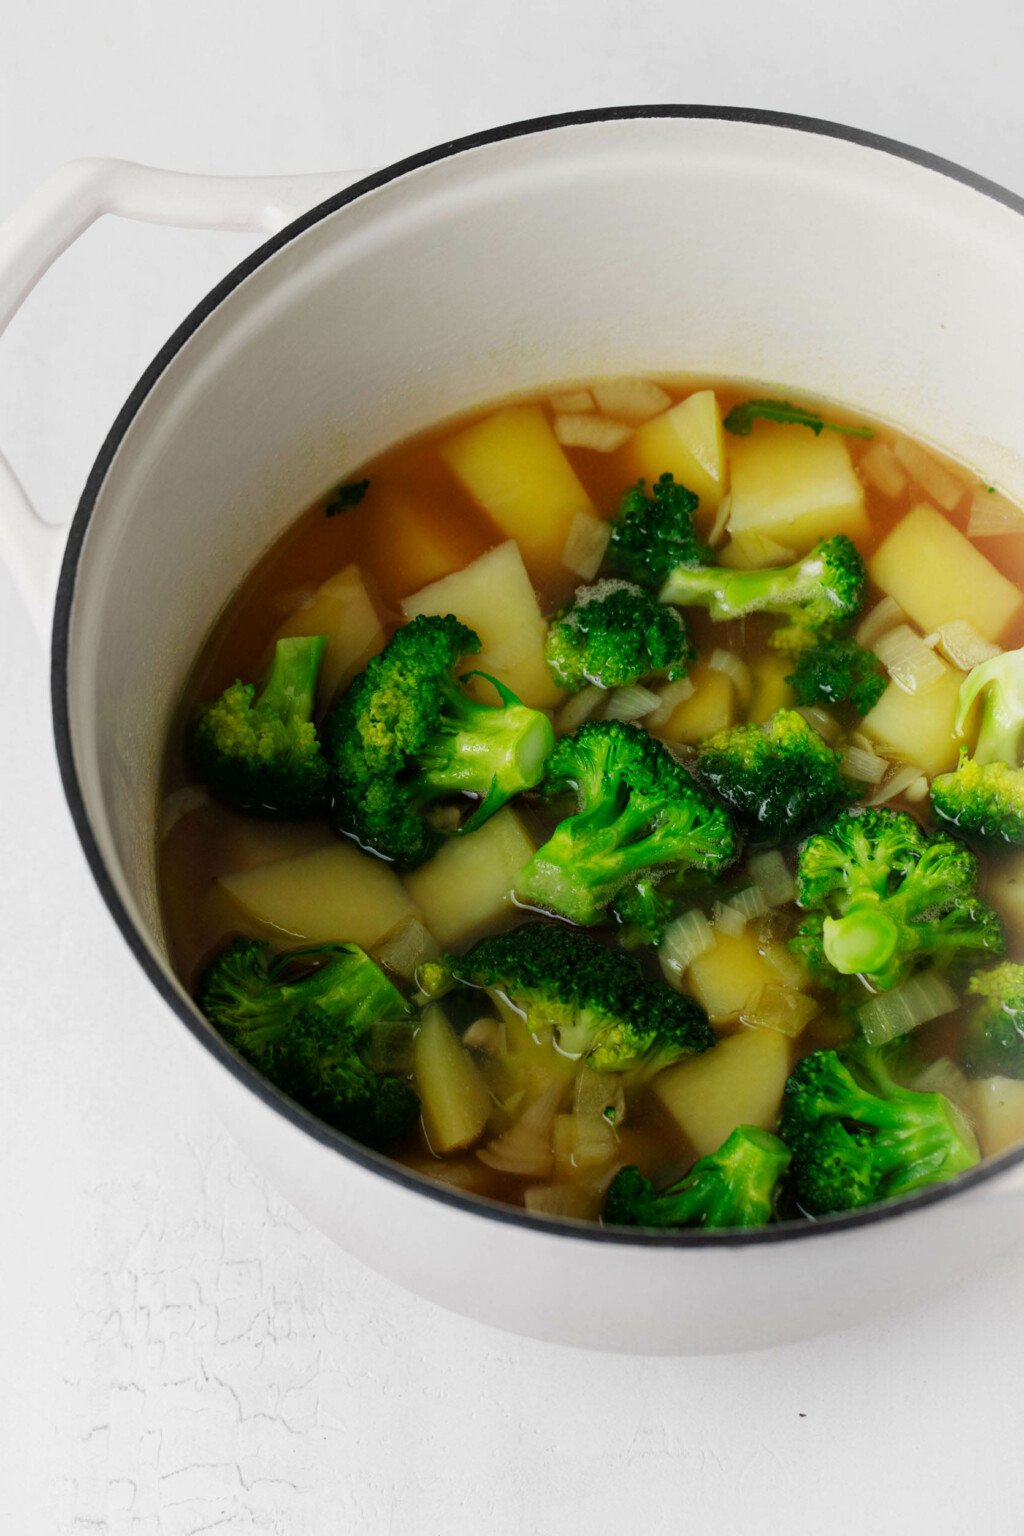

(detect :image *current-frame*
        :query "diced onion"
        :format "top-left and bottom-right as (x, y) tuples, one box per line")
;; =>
(932, 620), (1002, 672)
(571, 1068), (624, 1168)
(375, 915), (440, 981)
(910, 1056), (976, 1119)
(858, 972), (958, 1047)
(360, 1018), (416, 1075)
(659, 909), (715, 985)
(591, 377), (672, 424)
(892, 437), (966, 511)
(903, 774), (930, 803)
(462, 1017), (503, 1056)
(856, 595), (907, 648)
(840, 744), (889, 785)
(555, 684), (605, 736)
(159, 784), (211, 837)
(709, 649), (752, 705)
(748, 850), (796, 907)
(524, 1184), (601, 1219)
(554, 413), (632, 452)
(713, 900), (747, 937)
(796, 705), (841, 742)
(477, 1077), (566, 1177)
(967, 485), (1024, 537)
(645, 677), (696, 729)
(741, 984), (819, 1038)
(549, 388), (595, 413)
(873, 624), (947, 693)
(859, 440), (909, 499)
(724, 886), (769, 928)
(765, 943), (808, 990)
(868, 761), (928, 805)
(604, 683), (662, 721)
(561, 510), (612, 579)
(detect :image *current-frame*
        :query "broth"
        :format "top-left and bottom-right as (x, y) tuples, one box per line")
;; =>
(160, 377), (1024, 1226)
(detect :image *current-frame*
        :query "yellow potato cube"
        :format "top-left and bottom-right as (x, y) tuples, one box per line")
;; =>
(439, 405), (594, 579)
(276, 563), (385, 707)
(982, 853), (1024, 948)
(728, 424), (868, 551)
(658, 661), (735, 744)
(618, 389), (727, 513)
(401, 539), (562, 708)
(219, 841), (419, 948)
(365, 485), (482, 599)
(403, 809), (536, 949)
(415, 1006), (492, 1154)
(747, 653), (796, 723)
(869, 502), (1023, 641)
(653, 1027), (791, 1155)
(685, 927), (784, 1026)
(861, 659), (966, 777)
(970, 1077), (1024, 1158)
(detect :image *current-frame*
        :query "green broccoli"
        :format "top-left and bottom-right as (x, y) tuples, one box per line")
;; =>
(197, 937), (419, 1147)
(611, 874), (676, 948)
(791, 808), (1004, 995)
(785, 636), (887, 715)
(604, 1126), (792, 1229)
(659, 535), (867, 652)
(322, 614), (556, 869)
(962, 963), (1024, 1078)
(723, 398), (874, 439)
(930, 644), (1024, 846)
(440, 922), (714, 1073)
(780, 1045), (979, 1216)
(545, 579), (695, 692)
(697, 708), (851, 841)
(190, 635), (330, 817)
(514, 720), (737, 926)
(605, 473), (711, 589)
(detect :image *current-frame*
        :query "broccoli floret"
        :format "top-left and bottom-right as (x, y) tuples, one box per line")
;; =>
(931, 645), (1024, 846)
(545, 579), (695, 692)
(446, 922), (714, 1073)
(660, 535), (866, 653)
(612, 874), (676, 948)
(197, 938), (419, 1147)
(723, 398), (874, 439)
(322, 614), (556, 869)
(786, 636), (887, 715)
(604, 1126), (792, 1229)
(791, 808), (1004, 994)
(190, 635), (330, 816)
(697, 709), (851, 841)
(962, 963), (1024, 1078)
(780, 1045), (979, 1216)
(514, 720), (737, 926)
(605, 473), (711, 588)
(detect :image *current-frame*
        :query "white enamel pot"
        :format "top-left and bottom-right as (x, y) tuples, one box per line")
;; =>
(5, 108), (1024, 1354)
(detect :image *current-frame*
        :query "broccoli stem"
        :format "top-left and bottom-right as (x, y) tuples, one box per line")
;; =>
(413, 674), (555, 813)
(823, 909), (900, 976)
(257, 635), (328, 724)
(659, 558), (812, 619)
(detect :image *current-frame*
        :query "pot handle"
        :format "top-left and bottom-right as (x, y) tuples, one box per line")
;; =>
(0, 157), (369, 640)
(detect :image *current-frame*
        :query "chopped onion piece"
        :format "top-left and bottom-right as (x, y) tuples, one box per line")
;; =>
(659, 909), (715, 985)
(554, 413), (632, 452)
(903, 774), (930, 803)
(748, 850), (796, 907)
(592, 377), (672, 424)
(524, 1183), (602, 1219)
(360, 1018), (415, 1074)
(713, 900), (747, 938)
(967, 485), (1024, 537)
(765, 943), (808, 990)
(856, 595), (907, 648)
(708, 649), (752, 705)
(159, 784), (211, 837)
(549, 388), (595, 413)
(555, 684), (605, 736)
(859, 440), (908, 499)
(604, 683), (662, 722)
(910, 1056), (975, 1119)
(725, 885), (769, 927)
(645, 677), (696, 729)
(840, 744), (888, 785)
(796, 705), (841, 742)
(892, 437), (966, 511)
(868, 761), (927, 805)
(477, 1077), (566, 1177)
(572, 1068), (623, 1168)
(741, 985), (819, 1038)
(707, 492), (732, 549)
(859, 973), (957, 1047)
(375, 915), (440, 981)
(873, 624), (946, 693)
(462, 1017), (503, 1056)
(561, 509), (612, 579)
(933, 620), (1001, 672)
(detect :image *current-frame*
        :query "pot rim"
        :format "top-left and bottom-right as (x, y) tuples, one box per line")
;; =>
(52, 103), (1024, 1251)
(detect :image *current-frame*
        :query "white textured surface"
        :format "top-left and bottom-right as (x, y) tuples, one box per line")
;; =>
(3, 3), (1024, 1531)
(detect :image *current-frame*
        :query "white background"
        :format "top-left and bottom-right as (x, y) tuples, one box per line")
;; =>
(3, 3), (1024, 1532)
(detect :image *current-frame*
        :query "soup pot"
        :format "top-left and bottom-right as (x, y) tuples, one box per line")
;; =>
(4, 108), (1024, 1353)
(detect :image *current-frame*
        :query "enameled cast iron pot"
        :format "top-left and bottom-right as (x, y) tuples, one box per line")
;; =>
(4, 108), (1024, 1353)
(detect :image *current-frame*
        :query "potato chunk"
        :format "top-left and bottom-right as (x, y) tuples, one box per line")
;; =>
(869, 502), (1023, 641)
(861, 657), (967, 777)
(982, 853), (1024, 949)
(415, 1005), (492, 1154)
(653, 1027), (791, 1156)
(970, 1077), (1024, 1158)
(401, 539), (561, 708)
(403, 809), (536, 949)
(685, 928), (785, 1027)
(439, 405), (593, 579)
(619, 389), (727, 514)
(656, 660), (736, 744)
(219, 841), (420, 948)
(728, 424), (868, 551)
(276, 564), (385, 707)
